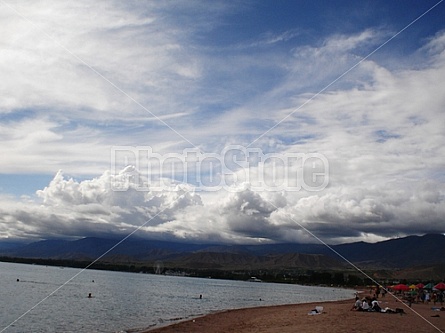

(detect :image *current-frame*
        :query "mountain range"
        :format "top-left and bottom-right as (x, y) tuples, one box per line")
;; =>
(1, 234), (444, 273)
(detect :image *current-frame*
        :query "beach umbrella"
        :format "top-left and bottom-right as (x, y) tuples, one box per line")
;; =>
(424, 282), (434, 290)
(415, 283), (424, 289)
(409, 284), (418, 289)
(434, 282), (445, 291)
(392, 284), (410, 291)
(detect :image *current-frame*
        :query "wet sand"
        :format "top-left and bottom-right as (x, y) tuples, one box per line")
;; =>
(143, 292), (445, 333)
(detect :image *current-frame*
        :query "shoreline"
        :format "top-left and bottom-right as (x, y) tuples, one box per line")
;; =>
(141, 291), (445, 333)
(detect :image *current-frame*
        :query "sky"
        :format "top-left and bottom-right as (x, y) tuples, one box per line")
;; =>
(0, 0), (444, 245)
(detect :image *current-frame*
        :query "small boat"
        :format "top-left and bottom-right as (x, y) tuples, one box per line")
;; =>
(248, 277), (262, 282)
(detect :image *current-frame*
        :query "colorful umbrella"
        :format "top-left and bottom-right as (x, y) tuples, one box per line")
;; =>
(392, 284), (410, 291)
(424, 282), (434, 290)
(434, 282), (445, 291)
(409, 284), (418, 289)
(415, 283), (424, 289)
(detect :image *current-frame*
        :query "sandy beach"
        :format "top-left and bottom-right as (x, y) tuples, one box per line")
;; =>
(143, 291), (445, 333)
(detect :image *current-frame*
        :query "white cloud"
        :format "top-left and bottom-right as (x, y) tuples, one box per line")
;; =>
(0, 162), (443, 244)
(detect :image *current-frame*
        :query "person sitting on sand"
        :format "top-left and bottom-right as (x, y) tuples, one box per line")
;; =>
(371, 298), (382, 312)
(351, 297), (362, 311)
(362, 299), (370, 311)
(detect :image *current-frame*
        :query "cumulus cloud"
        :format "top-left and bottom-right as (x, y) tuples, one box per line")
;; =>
(0, 163), (444, 244)
(0, 168), (203, 240)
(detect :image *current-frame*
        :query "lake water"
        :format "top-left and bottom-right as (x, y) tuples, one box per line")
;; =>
(0, 261), (354, 332)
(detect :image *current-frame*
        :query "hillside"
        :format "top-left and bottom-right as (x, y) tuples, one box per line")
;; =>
(171, 251), (344, 270)
(1, 233), (444, 273)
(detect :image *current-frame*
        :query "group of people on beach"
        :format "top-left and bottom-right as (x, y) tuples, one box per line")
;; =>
(351, 295), (405, 314)
(415, 290), (444, 305)
(351, 296), (385, 312)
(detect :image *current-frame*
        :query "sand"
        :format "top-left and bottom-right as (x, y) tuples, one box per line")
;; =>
(143, 291), (445, 333)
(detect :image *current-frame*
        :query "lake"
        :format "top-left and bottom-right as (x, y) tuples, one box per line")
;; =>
(0, 261), (354, 332)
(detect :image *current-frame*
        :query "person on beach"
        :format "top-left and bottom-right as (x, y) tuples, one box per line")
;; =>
(351, 297), (362, 311)
(432, 292), (437, 305)
(362, 298), (370, 311)
(425, 291), (430, 303)
(371, 298), (382, 312)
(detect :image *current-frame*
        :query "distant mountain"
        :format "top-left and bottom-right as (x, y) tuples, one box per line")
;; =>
(189, 234), (445, 269)
(324, 234), (445, 268)
(0, 240), (28, 251)
(1, 233), (444, 270)
(0, 237), (209, 261)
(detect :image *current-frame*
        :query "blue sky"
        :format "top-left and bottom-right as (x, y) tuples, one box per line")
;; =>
(0, 0), (444, 244)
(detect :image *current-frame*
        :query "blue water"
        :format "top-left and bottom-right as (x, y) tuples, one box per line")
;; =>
(0, 262), (354, 332)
